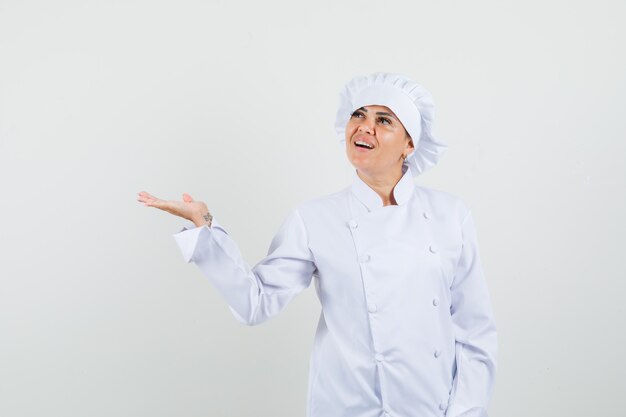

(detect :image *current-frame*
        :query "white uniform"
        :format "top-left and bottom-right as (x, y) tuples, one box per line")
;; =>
(173, 164), (497, 417)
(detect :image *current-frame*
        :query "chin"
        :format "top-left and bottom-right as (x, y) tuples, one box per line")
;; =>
(352, 163), (375, 175)
(347, 156), (368, 171)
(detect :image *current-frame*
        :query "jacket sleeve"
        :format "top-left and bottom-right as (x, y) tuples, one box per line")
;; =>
(172, 208), (316, 326)
(446, 210), (498, 417)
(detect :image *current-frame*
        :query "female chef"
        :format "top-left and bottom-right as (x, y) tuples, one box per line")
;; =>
(137, 72), (498, 417)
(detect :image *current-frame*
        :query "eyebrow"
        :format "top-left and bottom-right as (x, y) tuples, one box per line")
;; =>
(356, 107), (398, 119)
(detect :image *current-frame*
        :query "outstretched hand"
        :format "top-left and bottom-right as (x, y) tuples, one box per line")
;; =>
(137, 191), (211, 227)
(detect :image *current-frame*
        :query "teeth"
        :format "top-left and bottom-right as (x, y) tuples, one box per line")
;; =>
(355, 140), (373, 149)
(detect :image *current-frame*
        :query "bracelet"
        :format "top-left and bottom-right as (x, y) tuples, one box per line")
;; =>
(202, 212), (213, 228)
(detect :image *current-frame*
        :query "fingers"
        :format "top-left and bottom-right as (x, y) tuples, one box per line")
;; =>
(137, 191), (196, 219)
(138, 191), (158, 201)
(137, 191), (163, 207)
(136, 192), (184, 218)
(137, 191), (201, 222)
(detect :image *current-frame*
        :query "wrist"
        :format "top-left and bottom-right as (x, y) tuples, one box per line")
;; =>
(192, 211), (212, 228)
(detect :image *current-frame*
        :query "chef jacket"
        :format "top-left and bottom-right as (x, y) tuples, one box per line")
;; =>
(173, 164), (497, 417)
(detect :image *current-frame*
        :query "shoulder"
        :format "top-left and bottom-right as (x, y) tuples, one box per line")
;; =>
(295, 187), (350, 214)
(286, 187), (352, 232)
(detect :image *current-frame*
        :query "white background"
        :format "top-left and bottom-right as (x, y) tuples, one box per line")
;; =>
(1, 1), (625, 416)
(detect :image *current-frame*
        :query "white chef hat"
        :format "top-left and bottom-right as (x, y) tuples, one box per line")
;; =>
(334, 72), (447, 176)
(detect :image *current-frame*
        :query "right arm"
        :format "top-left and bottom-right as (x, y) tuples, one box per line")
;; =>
(174, 207), (316, 325)
(137, 191), (316, 325)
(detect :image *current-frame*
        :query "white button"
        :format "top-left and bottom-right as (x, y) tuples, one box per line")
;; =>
(359, 254), (371, 263)
(439, 402), (447, 411)
(434, 349), (441, 358)
(348, 220), (358, 229)
(367, 303), (378, 313)
(423, 211), (430, 219)
(429, 244), (437, 254)
(375, 353), (385, 362)
(432, 297), (439, 306)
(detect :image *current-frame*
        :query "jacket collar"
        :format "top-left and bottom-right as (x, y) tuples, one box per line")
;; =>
(351, 164), (415, 211)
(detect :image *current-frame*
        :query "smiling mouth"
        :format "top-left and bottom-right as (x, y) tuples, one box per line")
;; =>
(354, 140), (374, 150)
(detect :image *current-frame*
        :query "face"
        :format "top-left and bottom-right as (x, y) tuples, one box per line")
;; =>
(345, 105), (414, 177)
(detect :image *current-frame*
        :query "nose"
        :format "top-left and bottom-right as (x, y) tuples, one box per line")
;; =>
(358, 121), (374, 134)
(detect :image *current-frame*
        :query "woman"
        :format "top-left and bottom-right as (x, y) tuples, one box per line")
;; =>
(137, 72), (497, 417)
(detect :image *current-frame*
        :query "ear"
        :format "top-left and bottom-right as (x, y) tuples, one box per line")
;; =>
(406, 134), (415, 152)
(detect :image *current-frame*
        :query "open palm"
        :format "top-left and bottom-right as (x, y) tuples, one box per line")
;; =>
(137, 191), (209, 226)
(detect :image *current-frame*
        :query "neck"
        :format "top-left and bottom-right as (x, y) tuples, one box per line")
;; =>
(357, 165), (405, 206)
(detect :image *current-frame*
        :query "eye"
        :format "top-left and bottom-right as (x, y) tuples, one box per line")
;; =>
(377, 117), (392, 125)
(350, 110), (364, 118)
